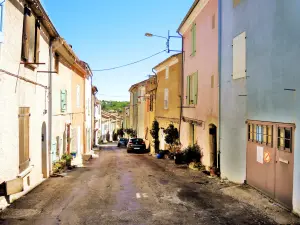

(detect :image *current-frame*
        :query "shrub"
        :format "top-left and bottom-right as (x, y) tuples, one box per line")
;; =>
(124, 128), (137, 138)
(182, 143), (203, 164)
(163, 124), (179, 152)
(117, 128), (124, 137)
(150, 120), (160, 153)
(112, 131), (118, 141)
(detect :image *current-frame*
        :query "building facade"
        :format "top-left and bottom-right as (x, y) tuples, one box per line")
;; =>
(154, 54), (182, 151)
(0, 0), (56, 207)
(178, 0), (219, 168)
(220, 0), (300, 214)
(84, 70), (92, 153)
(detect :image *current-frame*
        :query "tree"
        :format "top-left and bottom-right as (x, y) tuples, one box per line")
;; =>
(124, 128), (137, 138)
(117, 128), (124, 138)
(106, 131), (110, 142)
(150, 120), (160, 153)
(164, 124), (179, 152)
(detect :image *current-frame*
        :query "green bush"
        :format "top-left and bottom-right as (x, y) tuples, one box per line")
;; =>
(182, 143), (203, 164)
(150, 121), (160, 153)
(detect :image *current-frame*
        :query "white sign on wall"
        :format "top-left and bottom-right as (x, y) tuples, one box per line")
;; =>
(257, 146), (264, 164)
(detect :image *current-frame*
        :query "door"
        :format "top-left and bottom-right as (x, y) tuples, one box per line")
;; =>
(51, 141), (57, 163)
(274, 124), (294, 209)
(246, 121), (294, 209)
(209, 125), (217, 168)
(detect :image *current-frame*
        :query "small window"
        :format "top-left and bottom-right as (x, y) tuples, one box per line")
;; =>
(278, 127), (292, 152)
(165, 66), (169, 79)
(248, 123), (273, 147)
(212, 14), (215, 29)
(211, 75), (214, 88)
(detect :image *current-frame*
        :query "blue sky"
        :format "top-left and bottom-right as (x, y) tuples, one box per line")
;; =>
(43, 0), (193, 101)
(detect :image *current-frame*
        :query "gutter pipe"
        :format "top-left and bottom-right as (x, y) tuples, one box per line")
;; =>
(177, 31), (184, 140)
(48, 40), (53, 176)
(217, 0), (222, 170)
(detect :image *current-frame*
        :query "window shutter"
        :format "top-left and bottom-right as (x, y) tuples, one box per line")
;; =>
(22, 7), (31, 61)
(76, 85), (80, 107)
(164, 88), (169, 109)
(194, 72), (198, 104)
(19, 107), (30, 173)
(165, 66), (169, 79)
(192, 23), (196, 55)
(61, 90), (67, 112)
(187, 76), (190, 105)
(35, 21), (40, 63)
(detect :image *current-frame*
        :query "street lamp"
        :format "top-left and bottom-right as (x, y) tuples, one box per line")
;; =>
(145, 30), (182, 53)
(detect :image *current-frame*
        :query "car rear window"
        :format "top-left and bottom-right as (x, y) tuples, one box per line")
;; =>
(120, 138), (126, 141)
(131, 138), (143, 144)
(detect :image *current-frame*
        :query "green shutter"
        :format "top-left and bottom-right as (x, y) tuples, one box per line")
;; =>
(194, 72), (198, 104)
(61, 90), (67, 112)
(187, 76), (190, 105)
(192, 23), (196, 56)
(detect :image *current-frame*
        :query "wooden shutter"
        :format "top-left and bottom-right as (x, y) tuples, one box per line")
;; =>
(19, 107), (30, 173)
(194, 72), (198, 104)
(192, 23), (196, 55)
(187, 76), (190, 105)
(61, 90), (67, 112)
(35, 20), (40, 63)
(22, 7), (31, 61)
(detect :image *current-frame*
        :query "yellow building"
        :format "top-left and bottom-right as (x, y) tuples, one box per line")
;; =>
(153, 53), (182, 150)
(144, 76), (157, 153)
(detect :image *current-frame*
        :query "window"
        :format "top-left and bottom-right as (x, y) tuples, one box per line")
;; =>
(60, 90), (67, 112)
(233, 0), (241, 8)
(164, 88), (169, 109)
(278, 127), (292, 152)
(186, 72), (198, 105)
(232, 32), (246, 79)
(248, 123), (273, 147)
(76, 85), (80, 108)
(165, 66), (169, 79)
(21, 6), (41, 63)
(212, 14), (215, 29)
(191, 23), (196, 56)
(54, 53), (59, 73)
(19, 107), (30, 173)
(150, 94), (154, 112)
(0, 1), (4, 43)
(211, 75), (214, 88)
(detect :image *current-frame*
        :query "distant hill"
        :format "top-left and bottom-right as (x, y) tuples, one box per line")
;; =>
(101, 100), (129, 113)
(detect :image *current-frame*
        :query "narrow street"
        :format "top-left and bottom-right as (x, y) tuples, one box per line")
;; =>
(0, 144), (277, 225)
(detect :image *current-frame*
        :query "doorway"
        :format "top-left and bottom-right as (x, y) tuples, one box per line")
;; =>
(209, 124), (217, 168)
(41, 122), (47, 178)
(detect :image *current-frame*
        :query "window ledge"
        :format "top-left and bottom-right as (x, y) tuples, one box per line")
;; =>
(22, 61), (38, 71)
(17, 165), (34, 179)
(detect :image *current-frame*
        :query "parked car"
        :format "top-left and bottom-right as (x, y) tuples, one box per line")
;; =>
(127, 138), (146, 153)
(117, 138), (128, 147)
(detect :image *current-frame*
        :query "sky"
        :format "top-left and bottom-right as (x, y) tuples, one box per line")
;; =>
(42, 0), (194, 101)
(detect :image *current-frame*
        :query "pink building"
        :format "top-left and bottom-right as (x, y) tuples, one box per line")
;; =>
(178, 0), (219, 168)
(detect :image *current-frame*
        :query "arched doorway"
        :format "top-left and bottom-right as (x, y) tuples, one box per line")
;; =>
(41, 122), (47, 178)
(209, 124), (217, 168)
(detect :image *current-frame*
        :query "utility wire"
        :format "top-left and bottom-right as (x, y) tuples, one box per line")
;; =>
(92, 49), (166, 72)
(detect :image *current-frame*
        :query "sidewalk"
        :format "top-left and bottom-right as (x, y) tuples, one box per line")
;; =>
(145, 155), (300, 225)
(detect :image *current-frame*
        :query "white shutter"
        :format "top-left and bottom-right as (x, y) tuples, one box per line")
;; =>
(164, 88), (169, 109)
(233, 31), (246, 79)
(76, 85), (80, 108)
(165, 66), (169, 79)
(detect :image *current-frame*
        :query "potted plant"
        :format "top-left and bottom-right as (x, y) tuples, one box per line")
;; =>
(70, 151), (77, 158)
(61, 153), (73, 167)
(210, 166), (217, 176)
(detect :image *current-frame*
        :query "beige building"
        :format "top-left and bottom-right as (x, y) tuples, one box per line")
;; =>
(153, 54), (182, 150)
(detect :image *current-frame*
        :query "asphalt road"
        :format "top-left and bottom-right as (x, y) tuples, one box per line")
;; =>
(0, 145), (276, 225)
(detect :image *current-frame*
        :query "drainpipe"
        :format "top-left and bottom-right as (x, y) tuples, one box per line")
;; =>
(48, 40), (53, 176)
(177, 31), (184, 140)
(217, 0), (222, 170)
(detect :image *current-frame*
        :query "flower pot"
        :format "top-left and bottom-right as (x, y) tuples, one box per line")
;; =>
(70, 152), (77, 158)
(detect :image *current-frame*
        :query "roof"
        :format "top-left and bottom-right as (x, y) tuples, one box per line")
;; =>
(177, 0), (200, 33)
(153, 53), (182, 70)
(129, 79), (148, 92)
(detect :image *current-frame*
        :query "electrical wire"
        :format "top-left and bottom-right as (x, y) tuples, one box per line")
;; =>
(92, 49), (166, 72)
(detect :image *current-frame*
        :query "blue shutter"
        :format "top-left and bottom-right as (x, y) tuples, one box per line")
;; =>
(0, 2), (4, 42)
